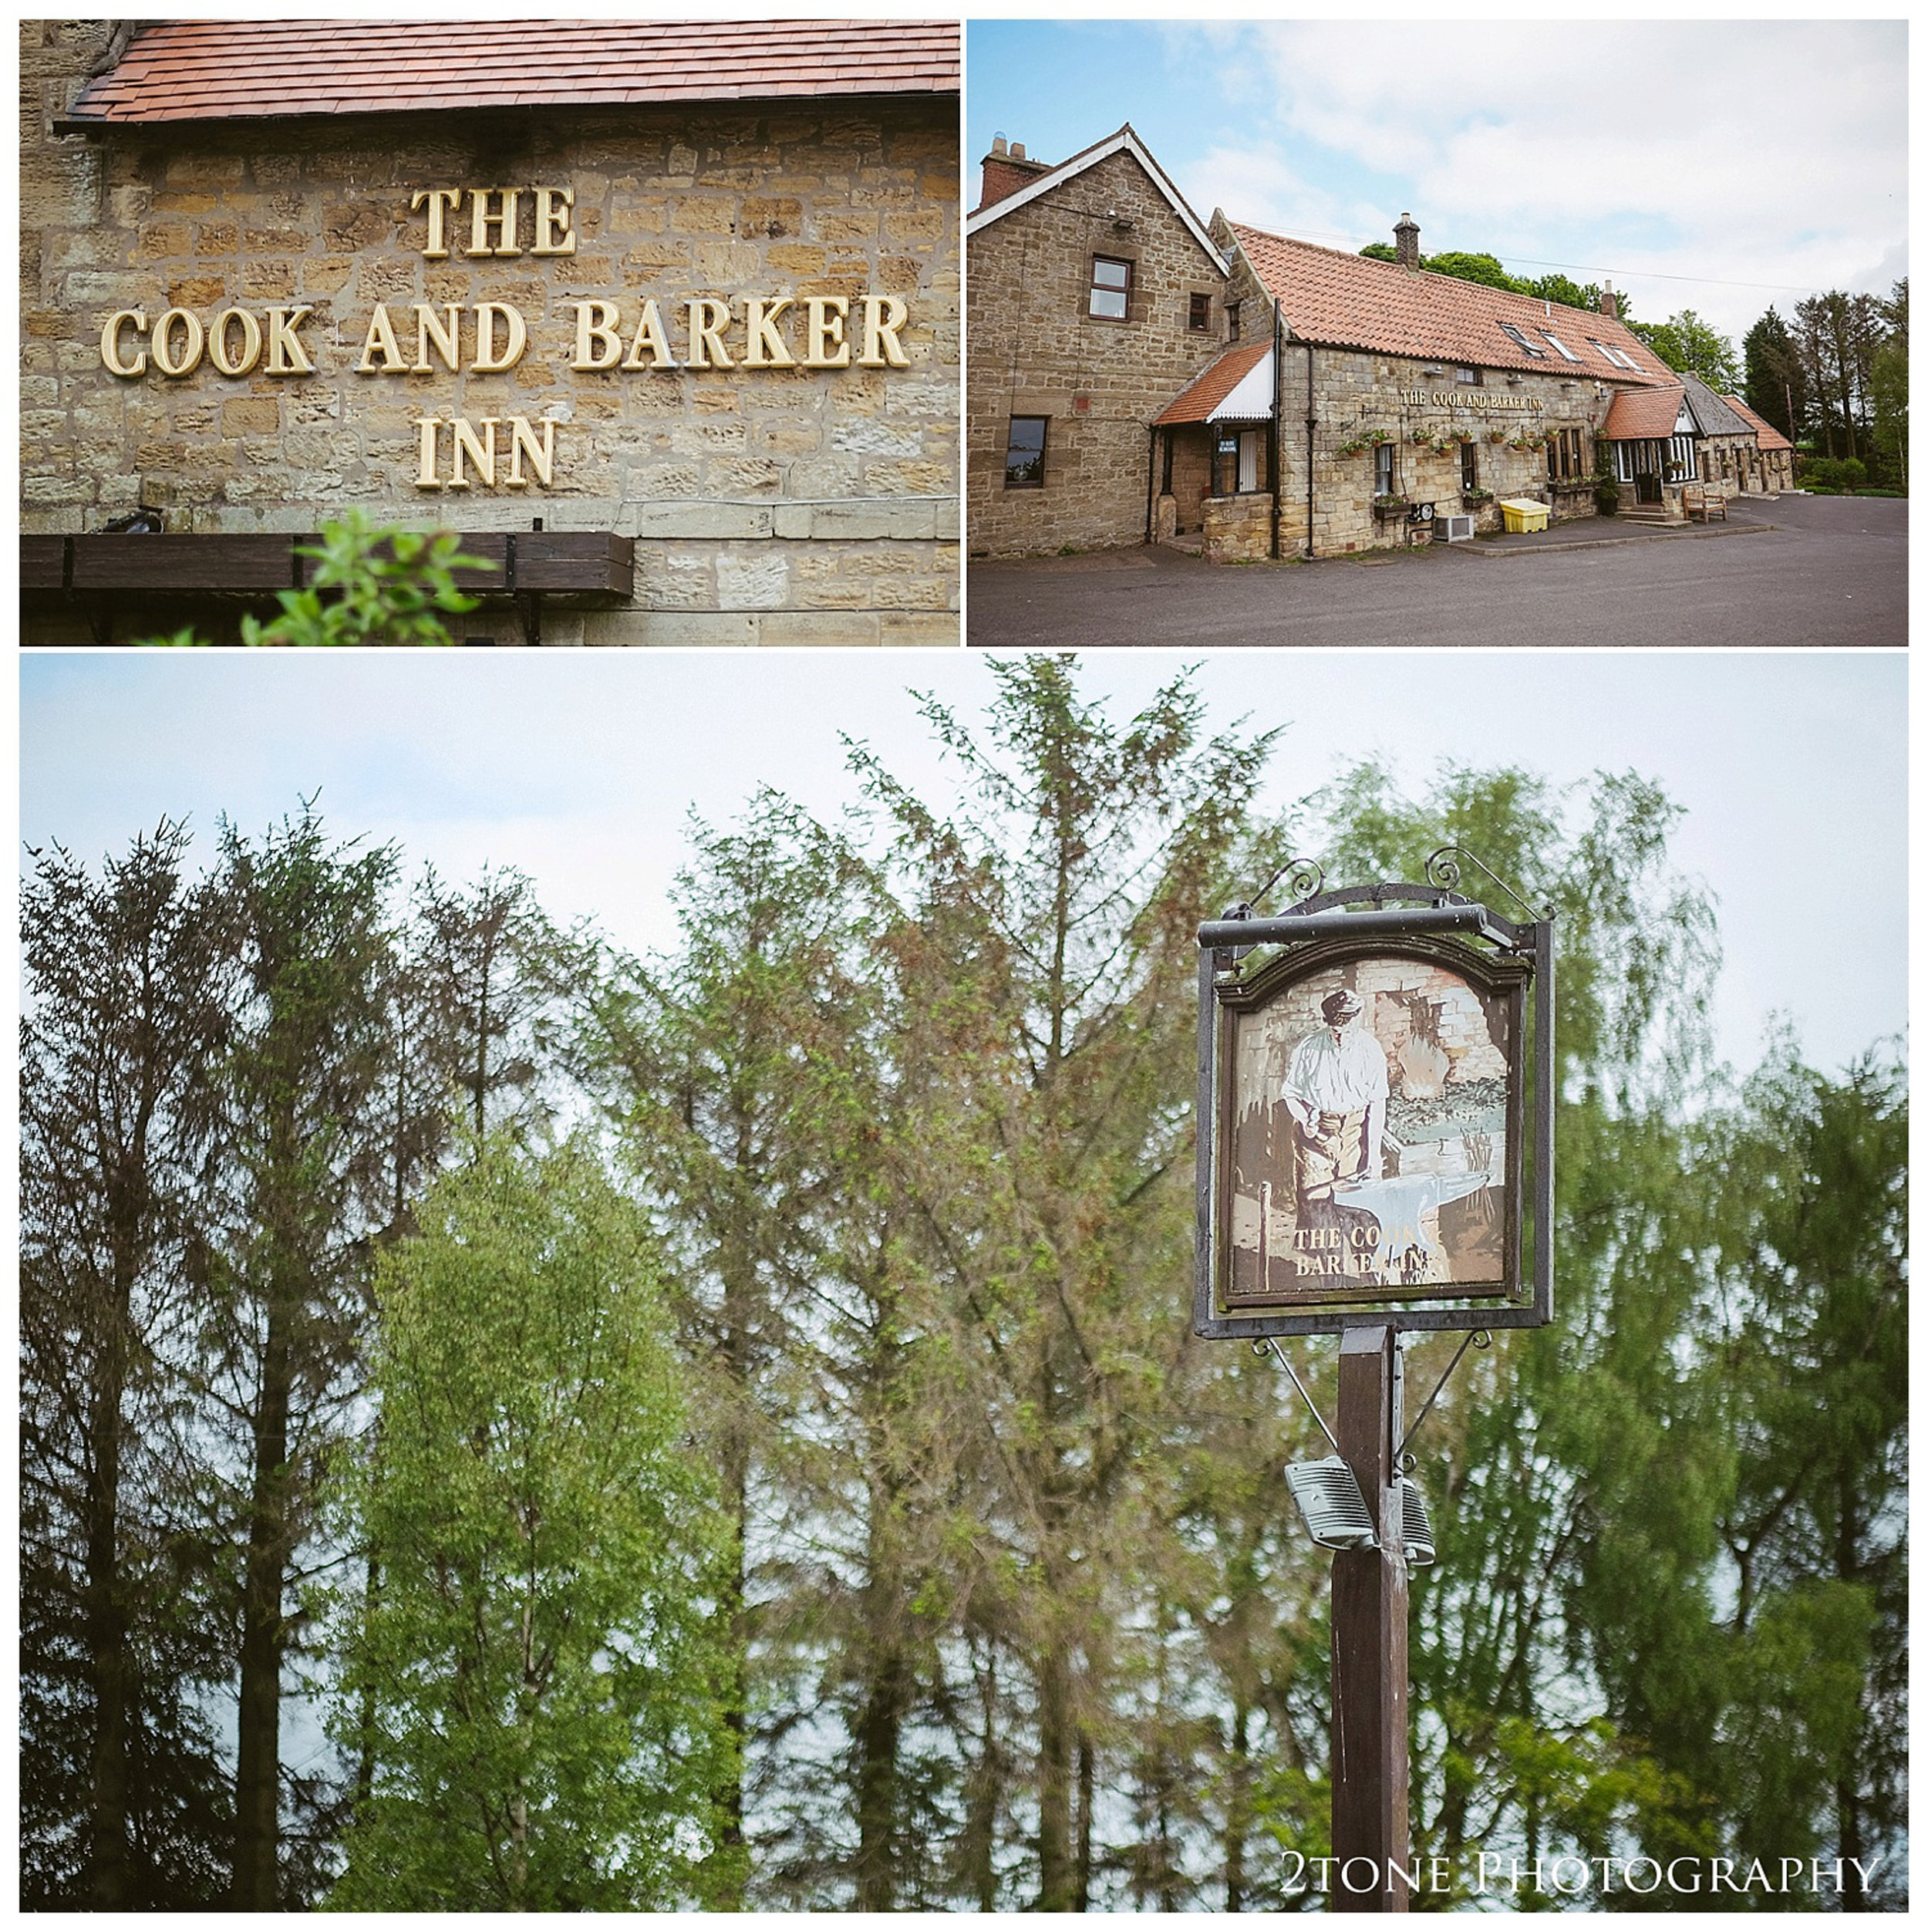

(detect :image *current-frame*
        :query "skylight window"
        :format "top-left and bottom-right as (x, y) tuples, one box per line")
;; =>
(1497, 321), (1548, 358)
(1588, 336), (1641, 372)
(1541, 330), (1581, 362)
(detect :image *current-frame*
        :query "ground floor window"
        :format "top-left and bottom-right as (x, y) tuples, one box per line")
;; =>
(1545, 427), (1587, 482)
(1005, 416), (1047, 488)
(1461, 440), (1478, 492)
(1375, 441), (1395, 496)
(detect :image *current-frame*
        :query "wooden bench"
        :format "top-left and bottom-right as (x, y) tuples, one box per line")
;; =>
(1682, 485), (1727, 523)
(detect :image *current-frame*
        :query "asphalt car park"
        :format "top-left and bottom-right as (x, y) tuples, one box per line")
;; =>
(966, 494), (1906, 649)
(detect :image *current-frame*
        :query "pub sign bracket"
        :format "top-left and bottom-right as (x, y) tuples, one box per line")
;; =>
(1193, 871), (1553, 1340)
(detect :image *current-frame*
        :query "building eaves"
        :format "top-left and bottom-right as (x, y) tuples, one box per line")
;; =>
(59, 19), (959, 127)
(964, 123), (1227, 272)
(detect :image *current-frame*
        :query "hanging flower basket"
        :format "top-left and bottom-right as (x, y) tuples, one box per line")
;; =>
(1442, 428), (1475, 446)
(1336, 439), (1367, 459)
(1486, 428), (1508, 444)
(1363, 428), (1393, 446)
(1410, 428), (1438, 448)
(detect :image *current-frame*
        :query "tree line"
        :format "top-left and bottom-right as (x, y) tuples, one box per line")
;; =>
(21, 663), (1907, 1909)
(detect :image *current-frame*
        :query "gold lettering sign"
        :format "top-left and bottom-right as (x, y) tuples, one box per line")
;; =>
(1397, 389), (1537, 412)
(91, 181), (916, 493)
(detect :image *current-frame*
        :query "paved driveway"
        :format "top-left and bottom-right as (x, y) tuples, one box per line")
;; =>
(966, 494), (1906, 648)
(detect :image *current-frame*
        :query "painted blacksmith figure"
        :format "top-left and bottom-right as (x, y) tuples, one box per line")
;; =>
(1281, 990), (1389, 1226)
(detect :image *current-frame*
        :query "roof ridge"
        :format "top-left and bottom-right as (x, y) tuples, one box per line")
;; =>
(1227, 217), (1641, 335)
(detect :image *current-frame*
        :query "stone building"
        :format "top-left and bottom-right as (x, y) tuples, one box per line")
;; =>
(969, 123), (1787, 564)
(966, 125), (1232, 557)
(21, 18), (960, 644)
(1720, 392), (1796, 492)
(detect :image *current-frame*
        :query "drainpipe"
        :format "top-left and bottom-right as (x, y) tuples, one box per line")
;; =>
(1144, 425), (1157, 545)
(1269, 300), (1283, 560)
(1304, 342), (1316, 559)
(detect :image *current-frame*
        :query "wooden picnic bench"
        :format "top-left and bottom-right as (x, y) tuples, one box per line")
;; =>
(1682, 485), (1727, 523)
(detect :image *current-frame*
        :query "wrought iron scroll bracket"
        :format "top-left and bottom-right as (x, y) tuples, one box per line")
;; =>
(1255, 1337), (1340, 1454)
(1397, 1329), (1492, 1461)
(1238, 855), (1326, 918)
(1424, 846), (1548, 925)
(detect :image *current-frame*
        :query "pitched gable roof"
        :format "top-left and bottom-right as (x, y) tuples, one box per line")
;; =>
(1154, 342), (1273, 425)
(1678, 371), (1757, 440)
(1225, 221), (1667, 388)
(966, 123), (1226, 271)
(1600, 384), (1688, 441)
(62, 19), (959, 125)
(1722, 394), (1795, 452)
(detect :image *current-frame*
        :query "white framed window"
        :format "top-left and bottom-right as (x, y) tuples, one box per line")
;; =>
(1089, 256), (1132, 321)
(1498, 321), (1549, 358)
(1587, 337), (1641, 373)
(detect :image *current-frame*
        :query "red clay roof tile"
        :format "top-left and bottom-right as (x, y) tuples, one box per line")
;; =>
(1721, 394), (1794, 451)
(1227, 221), (1667, 392)
(1600, 384), (1688, 441)
(66, 20), (959, 123)
(1153, 342), (1272, 426)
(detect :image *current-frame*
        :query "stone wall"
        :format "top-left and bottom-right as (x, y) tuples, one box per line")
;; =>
(20, 19), (959, 643)
(1202, 491), (1270, 563)
(967, 147), (1227, 556)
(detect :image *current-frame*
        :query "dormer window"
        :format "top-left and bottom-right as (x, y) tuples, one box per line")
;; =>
(1090, 255), (1133, 321)
(1498, 321), (1548, 358)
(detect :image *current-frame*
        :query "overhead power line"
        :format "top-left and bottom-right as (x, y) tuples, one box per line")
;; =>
(1259, 221), (1850, 298)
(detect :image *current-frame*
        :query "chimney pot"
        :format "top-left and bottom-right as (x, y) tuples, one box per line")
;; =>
(992, 135), (1008, 156)
(1011, 141), (1026, 160)
(1599, 282), (1620, 320)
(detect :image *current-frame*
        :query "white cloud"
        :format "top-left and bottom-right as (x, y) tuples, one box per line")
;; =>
(1174, 20), (1905, 342)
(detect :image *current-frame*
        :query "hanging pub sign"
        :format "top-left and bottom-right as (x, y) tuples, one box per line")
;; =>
(1193, 856), (1554, 1339)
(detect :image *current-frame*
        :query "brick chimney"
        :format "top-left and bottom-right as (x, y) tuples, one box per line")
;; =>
(1599, 282), (1620, 320)
(977, 134), (1052, 213)
(1394, 211), (1421, 269)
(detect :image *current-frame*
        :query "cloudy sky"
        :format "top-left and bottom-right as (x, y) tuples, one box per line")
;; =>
(966, 19), (1907, 350)
(19, 649), (1905, 1084)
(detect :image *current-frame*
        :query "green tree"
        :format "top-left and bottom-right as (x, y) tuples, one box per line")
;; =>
(1701, 1048), (1907, 1906)
(210, 808), (400, 1908)
(1869, 279), (1906, 488)
(1744, 307), (1806, 442)
(851, 659), (1281, 1908)
(1626, 309), (1741, 389)
(325, 1138), (737, 1910)
(20, 823), (238, 1908)
(584, 794), (887, 1906)
(1523, 271), (1616, 316)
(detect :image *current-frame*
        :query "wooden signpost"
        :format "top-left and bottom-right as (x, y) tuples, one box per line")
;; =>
(1195, 858), (1553, 1911)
